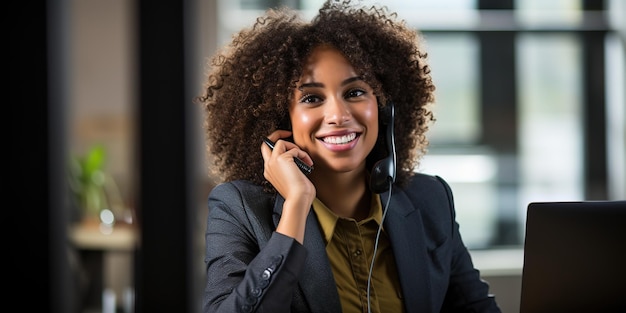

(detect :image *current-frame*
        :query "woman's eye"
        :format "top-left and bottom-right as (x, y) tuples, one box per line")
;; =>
(299, 94), (322, 104)
(345, 88), (366, 98)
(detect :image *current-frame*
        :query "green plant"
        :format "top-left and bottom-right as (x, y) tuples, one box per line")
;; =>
(68, 145), (107, 218)
(68, 144), (126, 223)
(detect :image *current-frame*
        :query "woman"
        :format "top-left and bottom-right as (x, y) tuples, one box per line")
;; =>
(197, 1), (502, 312)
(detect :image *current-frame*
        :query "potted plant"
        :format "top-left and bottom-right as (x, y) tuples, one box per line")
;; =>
(68, 144), (128, 230)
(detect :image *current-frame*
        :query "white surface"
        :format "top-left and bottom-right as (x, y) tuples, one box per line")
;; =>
(470, 248), (524, 276)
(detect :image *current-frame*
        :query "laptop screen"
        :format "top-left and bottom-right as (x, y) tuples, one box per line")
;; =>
(519, 200), (626, 313)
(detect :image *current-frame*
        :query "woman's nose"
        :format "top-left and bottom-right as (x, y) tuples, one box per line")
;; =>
(326, 98), (351, 125)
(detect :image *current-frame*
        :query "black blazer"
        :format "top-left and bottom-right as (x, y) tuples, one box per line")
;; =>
(203, 173), (501, 313)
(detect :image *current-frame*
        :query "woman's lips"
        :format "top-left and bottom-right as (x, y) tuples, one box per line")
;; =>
(321, 132), (356, 144)
(318, 132), (360, 152)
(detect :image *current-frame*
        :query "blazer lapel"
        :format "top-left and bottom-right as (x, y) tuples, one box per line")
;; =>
(382, 189), (433, 313)
(273, 196), (342, 313)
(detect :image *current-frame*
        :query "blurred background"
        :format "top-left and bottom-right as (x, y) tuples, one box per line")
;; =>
(20, 0), (623, 312)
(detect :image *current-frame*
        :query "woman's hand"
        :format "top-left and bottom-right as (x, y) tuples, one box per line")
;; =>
(261, 130), (316, 243)
(261, 130), (315, 199)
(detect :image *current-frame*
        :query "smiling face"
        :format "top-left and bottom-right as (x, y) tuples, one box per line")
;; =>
(289, 45), (379, 176)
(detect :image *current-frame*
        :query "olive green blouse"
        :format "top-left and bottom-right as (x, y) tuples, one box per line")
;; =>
(312, 195), (405, 313)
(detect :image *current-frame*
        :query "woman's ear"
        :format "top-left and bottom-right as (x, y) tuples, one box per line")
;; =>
(278, 115), (292, 131)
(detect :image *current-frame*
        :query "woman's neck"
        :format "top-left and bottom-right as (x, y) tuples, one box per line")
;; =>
(312, 171), (371, 220)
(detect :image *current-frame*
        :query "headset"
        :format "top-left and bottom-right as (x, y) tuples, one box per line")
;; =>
(367, 102), (397, 313)
(369, 102), (397, 194)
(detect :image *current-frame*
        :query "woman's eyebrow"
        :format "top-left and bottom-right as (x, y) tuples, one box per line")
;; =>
(298, 76), (363, 90)
(298, 82), (323, 89)
(341, 76), (363, 86)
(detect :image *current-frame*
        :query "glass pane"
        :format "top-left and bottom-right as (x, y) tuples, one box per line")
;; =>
(517, 33), (584, 237)
(384, 0), (475, 10)
(608, 0), (626, 32)
(424, 33), (480, 144)
(605, 33), (626, 200)
(515, 0), (583, 27)
(384, 0), (479, 29)
(300, 0), (476, 10)
(68, 0), (137, 312)
(417, 34), (496, 249)
(418, 152), (499, 249)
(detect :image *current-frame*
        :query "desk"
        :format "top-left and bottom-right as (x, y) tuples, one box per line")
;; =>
(70, 222), (137, 313)
(71, 222), (136, 250)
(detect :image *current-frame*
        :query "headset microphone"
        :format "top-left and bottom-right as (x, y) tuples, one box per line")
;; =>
(367, 102), (397, 313)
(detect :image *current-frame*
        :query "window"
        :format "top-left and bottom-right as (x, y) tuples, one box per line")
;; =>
(214, 0), (625, 250)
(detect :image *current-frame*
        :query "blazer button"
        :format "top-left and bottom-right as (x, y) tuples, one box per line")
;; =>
(241, 304), (253, 312)
(245, 295), (257, 306)
(250, 287), (262, 297)
(261, 268), (273, 280)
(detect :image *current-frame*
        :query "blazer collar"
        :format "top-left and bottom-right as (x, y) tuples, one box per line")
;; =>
(381, 189), (434, 313)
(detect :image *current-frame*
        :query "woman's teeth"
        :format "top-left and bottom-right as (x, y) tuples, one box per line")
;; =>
(322, 133), (356, 144)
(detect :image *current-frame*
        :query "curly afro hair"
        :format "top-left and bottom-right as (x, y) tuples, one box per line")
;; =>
(196, 0), (436, 192)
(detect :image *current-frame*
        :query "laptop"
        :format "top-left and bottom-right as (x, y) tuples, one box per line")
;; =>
(519, 200), (626, 313)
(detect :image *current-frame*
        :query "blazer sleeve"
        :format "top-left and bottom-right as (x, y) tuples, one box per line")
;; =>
(434, 175), (502, 313)
(203, 181), (308, 313)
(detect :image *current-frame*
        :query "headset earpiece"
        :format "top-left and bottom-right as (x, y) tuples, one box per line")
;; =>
(370, 102), (397, 194)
